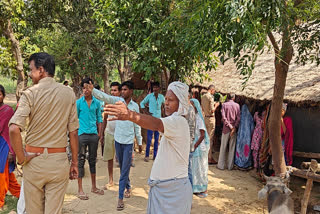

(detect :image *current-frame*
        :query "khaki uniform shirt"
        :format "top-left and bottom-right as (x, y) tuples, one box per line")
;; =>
(9, 77), (79, 148)
(201, 92), (215, 117)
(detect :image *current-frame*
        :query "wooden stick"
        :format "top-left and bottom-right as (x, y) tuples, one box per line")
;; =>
(293, 151), (320, 159)
(290, 167), (320, 183)
(301, 162), (320, 172)
(301, 178), (313, 214)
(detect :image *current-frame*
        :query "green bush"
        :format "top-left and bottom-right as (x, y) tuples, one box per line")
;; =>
(0, 76), (16, 94)
(1, 195), (18, 214)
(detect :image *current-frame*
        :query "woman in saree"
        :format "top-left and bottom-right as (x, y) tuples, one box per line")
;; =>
(281, 103), (294, 166)
(190, 98), (210, 198)
(0, 85), (20, 210)
(251, 105), (266, 170)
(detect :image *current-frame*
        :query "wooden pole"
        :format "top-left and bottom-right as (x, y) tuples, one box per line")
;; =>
(301, 162), (320, 172)
(293, 151), (320, 159)
(290, 167), (320, 183)
(301, 178), (313, 214)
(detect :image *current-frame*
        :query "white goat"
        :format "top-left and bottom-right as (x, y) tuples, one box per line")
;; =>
(258, 175), (294, 214)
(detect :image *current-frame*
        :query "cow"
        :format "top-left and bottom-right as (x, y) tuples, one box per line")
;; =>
(258, 175), (294, 214)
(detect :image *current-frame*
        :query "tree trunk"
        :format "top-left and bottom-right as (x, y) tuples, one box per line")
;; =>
(268, 61), (288, 176)
(168, 70), (178, 83)
(267, 24), (293, 176)
(103, 65), (109, 93)
(71, 74), (82, 98)
(123, 53), (129, 81)
(117, 58), (125, 83)
(163, 67), (169, 89)
(118, 55), (131, 82)
(3, 20), (25, 101)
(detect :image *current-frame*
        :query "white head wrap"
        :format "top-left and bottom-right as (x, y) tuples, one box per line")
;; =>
(282, 103), (288, 111)
(167, 81), (189, 116)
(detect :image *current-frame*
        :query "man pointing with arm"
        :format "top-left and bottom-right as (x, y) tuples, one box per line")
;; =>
(103, 81), (192, 214)
(85, 80), (142, 211)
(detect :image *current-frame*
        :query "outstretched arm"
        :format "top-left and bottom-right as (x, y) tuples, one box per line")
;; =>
(104, 101), (164, 133)
(84, 82), (122, 104)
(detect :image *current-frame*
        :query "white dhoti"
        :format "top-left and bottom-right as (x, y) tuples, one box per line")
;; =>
(147, 177), (192, 214)
(17, 179), (27, 214)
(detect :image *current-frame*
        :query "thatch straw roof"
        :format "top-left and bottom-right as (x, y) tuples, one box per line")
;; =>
(198, 50), (320, 104)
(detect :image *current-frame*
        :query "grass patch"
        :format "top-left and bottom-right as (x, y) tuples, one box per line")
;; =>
(1, 195), (18, 214)
(0, 76), (16, 94)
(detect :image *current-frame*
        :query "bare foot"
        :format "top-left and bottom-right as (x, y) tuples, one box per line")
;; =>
(103, 182), (114, 190)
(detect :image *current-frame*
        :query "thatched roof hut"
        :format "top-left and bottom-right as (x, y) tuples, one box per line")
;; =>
(193, 51), (320, 164)
(195, 50), (320, 106)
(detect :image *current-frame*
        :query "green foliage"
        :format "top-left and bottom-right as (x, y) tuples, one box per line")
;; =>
(0, 75), (16, 93)
(0, 0), (25, 78)
(173, 0), (320, 81)
(0, 0), (25, 24)
(0, 0), (42, 80)
(1, 195), (18, 213)
(2, 0), (319, 89)
(0, 36), (16, 76)
(24, 0), (116, 85)
(91, 0), (214, 83)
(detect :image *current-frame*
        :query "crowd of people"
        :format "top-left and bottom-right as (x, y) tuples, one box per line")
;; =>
(0, 52), (294, 213)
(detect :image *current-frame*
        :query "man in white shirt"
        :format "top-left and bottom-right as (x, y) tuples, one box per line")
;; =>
(100, 82), (121, 189)
(104, 81), (192, 214)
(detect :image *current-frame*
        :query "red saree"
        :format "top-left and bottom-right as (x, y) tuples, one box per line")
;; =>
(0, 104), (15, 155)
(281, 116), (294, 166)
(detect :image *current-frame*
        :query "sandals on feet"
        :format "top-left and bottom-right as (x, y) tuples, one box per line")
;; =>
(196, 192), (208, 198)
(117, 202), (124, 211)
(208, 158), (218, 165)
(91, 188), (104, 195)
(124, 189), (131, 198)
(77, 193), (89, 200)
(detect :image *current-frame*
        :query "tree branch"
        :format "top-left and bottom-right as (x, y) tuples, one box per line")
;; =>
(268, 32), (280, 55)
(294, 0), (304, 7)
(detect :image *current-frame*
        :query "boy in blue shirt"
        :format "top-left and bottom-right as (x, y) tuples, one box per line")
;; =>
(77, 78), (103, 200)
(140, 82), (165, 162)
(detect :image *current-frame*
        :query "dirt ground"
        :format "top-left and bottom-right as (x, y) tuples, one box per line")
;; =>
(4, 94), (320, 214)
(61, 149), (320, 214)
(4, 94), (16, 106)
(61, 148), (266, 214)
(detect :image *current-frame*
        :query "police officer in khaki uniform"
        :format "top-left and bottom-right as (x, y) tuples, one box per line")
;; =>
(9, 52), (79, 214)
(201, 85), (219, 164)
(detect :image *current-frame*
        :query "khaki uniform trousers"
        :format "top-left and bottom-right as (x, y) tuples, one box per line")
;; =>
(217, 132), (237, 170)
(23, 150), (69, 214)
(204, 117), (216, 160)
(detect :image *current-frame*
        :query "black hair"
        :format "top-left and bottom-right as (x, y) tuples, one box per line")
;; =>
(63, 80), (69, 85)
(94, 84), (101, 90)
(208, 84), (215, 90)
(28, 52), (55, 76)
(227, 93), (235, 100)
(121, 81), (134, 90)
(0, 84), (5, 97)
(257, 103), (268, 117)
(152, 81), (160, 88)
(110, 82), (121, 90)
(81, 77), (94, 88)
